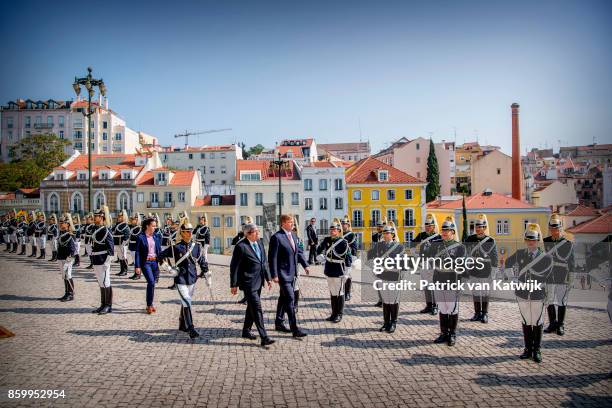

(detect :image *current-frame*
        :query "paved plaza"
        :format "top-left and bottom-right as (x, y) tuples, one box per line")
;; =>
(0, 252), (610, 407)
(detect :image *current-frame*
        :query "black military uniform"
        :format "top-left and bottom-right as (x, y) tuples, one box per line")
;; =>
(112, 219), (131, 276)
(47, 221), (59, 261)
(413, 230), (442, 314)
(194, 222), (211, 275)
(90, 213), (115, 315)
(57, 224), (77, 302)
(342, 223), (357, 301)
(17, 218), (27, 255)
(34, 218), (47, 259)
(84, 222), (96, 269)
(317, 225), (352, 323)
(27, 218), (37, 257)
(160, 231), (207, 339)
(128, 221), (142, 280)
(464, 230), (498, 323)
(8, 217), (18, 253)
(543, 234), (574, 335)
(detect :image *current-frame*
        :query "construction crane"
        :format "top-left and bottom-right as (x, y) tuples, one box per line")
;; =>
(174, 128), (232, 148)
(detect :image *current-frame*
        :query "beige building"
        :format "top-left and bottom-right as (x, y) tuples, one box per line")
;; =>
(471, 149), (512, 196)
(531, 179), (578, 208)
(192, 195), (238, 254)
(134, 168), (202, 220)
(374, 137), (455, 196)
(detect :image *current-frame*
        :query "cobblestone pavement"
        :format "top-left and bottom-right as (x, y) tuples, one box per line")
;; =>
(0, 252), (610, 407)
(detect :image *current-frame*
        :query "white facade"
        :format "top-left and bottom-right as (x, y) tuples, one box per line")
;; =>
(299, 163), (348, 234)
(0, 98), (156, 162)
(159, 144), (242, 195)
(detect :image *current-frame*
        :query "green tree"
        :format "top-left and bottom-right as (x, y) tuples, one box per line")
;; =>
(461, 194), (468, 241)
(426, 138), (440, 202)
(238, 142), (249, 158)
(248, 144), (265, 157)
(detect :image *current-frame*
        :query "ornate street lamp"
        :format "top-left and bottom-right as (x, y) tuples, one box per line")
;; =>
(72, 67), (106, 213)
(271, 152), (289, 227)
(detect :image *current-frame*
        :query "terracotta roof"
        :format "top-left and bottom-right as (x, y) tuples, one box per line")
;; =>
(137, 170), (196, 186)
(236, 160), (298, 181)
(55, 154), (138, 171)
(565, 205), (599, 217)
(302, 161), (340, 168)
(345, 157), (423, 184)
(566, 213), (612, 234)
(194, 195), (236, 207)
(277, 145), (305, 158)
(426, 192), (540, 210)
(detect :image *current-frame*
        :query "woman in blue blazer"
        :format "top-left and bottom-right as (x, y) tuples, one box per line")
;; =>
(134, 217), (163, 314)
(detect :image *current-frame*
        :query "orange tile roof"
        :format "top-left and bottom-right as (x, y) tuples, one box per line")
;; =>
(566, 213), (612, 234)
(137, 170), (196, 186)
(236, 160), (298, 181)
(426, 192), (539, 210)
(566, 205), (599, 217)
(277, 145), (305, 158)
(345, 157), (423, 184)
(55, 154), (138, 171)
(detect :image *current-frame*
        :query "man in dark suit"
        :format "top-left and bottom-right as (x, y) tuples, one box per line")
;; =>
(268, 214), (310, 337)
(230, 223), (275, 347)
(306, 217), (318, 265)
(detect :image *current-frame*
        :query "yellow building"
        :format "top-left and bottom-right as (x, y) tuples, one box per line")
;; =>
(191, 194), (238, 255)
(426, 190), (551, 256)
(346, 157), (427, 247)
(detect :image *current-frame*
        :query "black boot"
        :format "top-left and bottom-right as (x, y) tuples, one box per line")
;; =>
(434, 314), (448, 343)
(178, 308), (188, 332)
(92, 287), (105, 313)
(294, 290), (300, 315)
(10, 243), (17, 253)
(380, 303), (390, 332)
(98, 287), (113, 314)
(116, 260), (125, 276)
(344, 278), (352, 301)
(30, 246), (37, 257)
(37, 248), (46, 260)
(64, 279), (74, 301)
(532, 324), (543, 363)
(544, 305), (556, 333)
(388, 303), (398, 333)
(333, 296), (344, 323)
(86, 257), (94, 269)
(470, 301), (482, 321)
(49, 250), (57, 261)
(184, 306), (199, 338)
(480, 299), (489, 323)
(326, 296), (337, 321)
(19, 244), (26, 255)
(556, 306), (566, 336)
(420, 302), (433, 314)
(73, 254), (80, 267)
(430, 303), (438, 315)
(58, 279), (69, 301)
(519, 324), (532, 359)
(447, 314), (458, 346)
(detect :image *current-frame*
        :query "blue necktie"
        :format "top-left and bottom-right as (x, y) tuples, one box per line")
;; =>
(252, 242), (261, 261)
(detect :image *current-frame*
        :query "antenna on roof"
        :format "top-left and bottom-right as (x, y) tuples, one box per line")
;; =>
(358, 117), (363, 142)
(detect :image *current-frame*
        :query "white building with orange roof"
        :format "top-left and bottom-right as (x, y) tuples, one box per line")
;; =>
(235, 159), (303, 235)
(566, 211), (612, 243)
(39, 151), (161, 216)
(134, 167), (202, 220)
(275, 138), (317, 162)
(157, 144), (242, 195)
(298, 160), (349, 235)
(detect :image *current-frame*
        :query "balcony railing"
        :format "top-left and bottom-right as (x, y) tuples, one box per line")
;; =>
(34, 123), (53, 129)
(147, 201), (174, 209)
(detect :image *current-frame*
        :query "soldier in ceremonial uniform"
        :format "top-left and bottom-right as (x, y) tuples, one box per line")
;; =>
(47, 214), (59, 261)
(56, 214), (77, 302)
(166, 218), (180, 289)
(413, 214), (442, 315)
(112, 210), (131, 276)
(341, 216), (358, 301)
(371, 221), (384, 243)
(543, 214), (575, 336)
(368, 222), (404, 333)
(317, 219), (352, 323)
(428, 216), (466, 346)
(90, 206), (115, 315)
(34, 212), (47, 259)
(1, 214), (9, 251)
(83, 214), (96, 269)
(128, 214), (143, 280)
(27, 211), (37, 257)
(464, 214), (498, 323)
(17, 214), (28, 255)
(72, 214), (82, 267)
(194, 214), (211, 276)
(504, 223), (553, 363)
(160, 218), (208, 339)
(7, 211), (18, 253)
(161, 216), (174, 251)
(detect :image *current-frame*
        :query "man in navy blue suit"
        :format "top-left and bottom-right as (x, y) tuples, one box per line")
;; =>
(268, 214), (310, 337)
(230, 223), (275, 347)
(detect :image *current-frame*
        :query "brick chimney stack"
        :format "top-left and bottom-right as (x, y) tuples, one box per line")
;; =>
(511, 103), (522, 201)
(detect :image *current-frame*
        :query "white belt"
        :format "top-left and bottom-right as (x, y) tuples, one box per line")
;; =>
(91, 250), (108, 255)
(326, 258), (344, 264)
(553, 262), (568, 268)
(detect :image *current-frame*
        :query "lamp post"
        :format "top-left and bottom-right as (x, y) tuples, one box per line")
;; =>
(72, 67), (106, 213)
(271, 152), (288, 228)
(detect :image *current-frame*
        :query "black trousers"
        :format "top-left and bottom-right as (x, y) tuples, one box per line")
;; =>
(244, 287), (268, 338)
(275, 281), (298, 331)
(308, 244), (317, 264)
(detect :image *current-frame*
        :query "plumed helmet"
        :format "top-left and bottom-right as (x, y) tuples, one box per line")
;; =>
(548, 213), (562, 229)
(524, 223), (542, 241)
(441, 216), (456, 231)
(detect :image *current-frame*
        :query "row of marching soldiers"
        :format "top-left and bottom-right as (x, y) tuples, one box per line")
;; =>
(364, 212), (574, 363)
(1, 208), (212, 339)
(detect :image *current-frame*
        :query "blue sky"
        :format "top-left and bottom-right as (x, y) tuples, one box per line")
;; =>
(1, 0), (611, 154)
